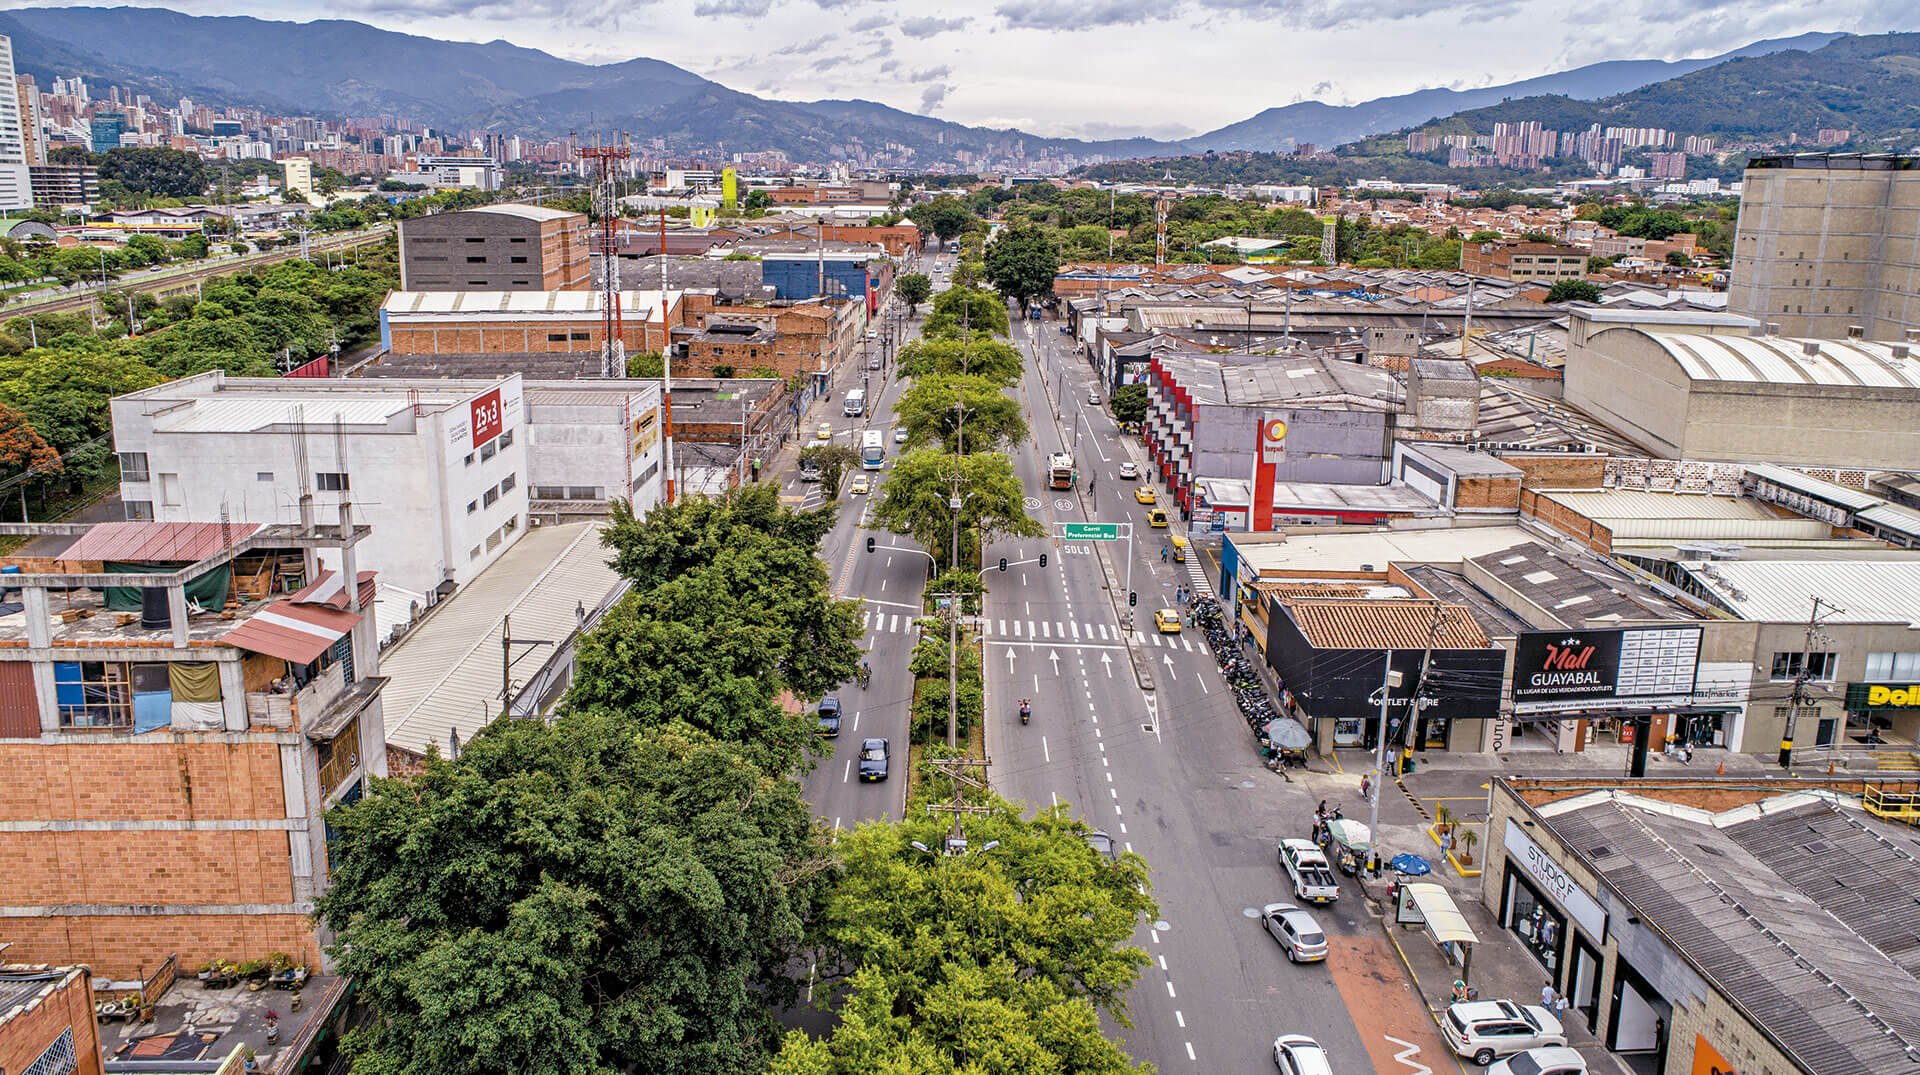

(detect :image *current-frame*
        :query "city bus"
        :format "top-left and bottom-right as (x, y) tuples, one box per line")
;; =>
(860, 429), (886, 470)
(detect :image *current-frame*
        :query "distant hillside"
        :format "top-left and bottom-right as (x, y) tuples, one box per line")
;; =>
(1186, 32), (1844, 152)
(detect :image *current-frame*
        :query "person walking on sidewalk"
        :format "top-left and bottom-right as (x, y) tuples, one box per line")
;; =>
(1360, 773), (1372, 803)
(1541, 981), (1556, 1009)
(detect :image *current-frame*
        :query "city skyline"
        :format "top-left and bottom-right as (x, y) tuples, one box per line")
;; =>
(17, 0), (1918, 139)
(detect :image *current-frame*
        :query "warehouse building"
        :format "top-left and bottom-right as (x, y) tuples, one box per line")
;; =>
(379, 289), (685, 358)
(398, 204), (590, 291)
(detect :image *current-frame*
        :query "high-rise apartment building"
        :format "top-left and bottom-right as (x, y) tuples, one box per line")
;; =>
(15, 74), (44, 165)
(1730, 153), (1920, 339)
(0, 37), (31, 211)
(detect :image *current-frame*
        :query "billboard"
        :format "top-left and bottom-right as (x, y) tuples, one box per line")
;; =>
(470, 388), (503, 448)
(1511, 626), (1702, 715)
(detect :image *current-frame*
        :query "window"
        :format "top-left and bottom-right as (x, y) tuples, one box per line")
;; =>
(548, 332), (568, 342)
(1866, 652), (1920, 680)
(25, 1026), (78, 1075)
(498, 429), (513, 449)
(480, 441), (497, 462)
(512, 280), (530, 285)
(316, 472), (349, 492)
(567, 486), (602, 500)
(500, 473), (517, 495)
(570, 331), (590, 341)
(470, 545), (483, 561)
(509, 237), (527, 243)
(159, 473), (181, 506)
(534, 485), (565, 500)
(464, 452), (475, 467)
(486, 529), (503, 551)
(466, 256), (486, 263)
(256, 472), (273, 482)
(118, 451), (150, 482)
(466, 500), (478, 514)
(55, 661), (132, 729)
(511, 256), (528, 264)
(1771, 651), (1837, 681)
(415, 255), (447, 263)
(502, 515), (518, 535)
(467, 280), (488, 286)
(125, 500), (154, 521)
(465, 237), (485, 243)
(483, 487), (499, 508)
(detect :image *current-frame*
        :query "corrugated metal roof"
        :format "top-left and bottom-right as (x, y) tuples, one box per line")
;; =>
(1677, 559), (1920, 625)
(1280, 598), (1490, 649)
(1648, 332), (1920, 389)
(381, 289), (680, 318)
(461, 203), (581, 222)
(156, 397), (413, 434)
(381, 522), (619, 757)
(1746, 463), (1885, 511)
(221, 600), (361, 664)
(1857, 502), (1920, 534)
(59, 521), (260, 562)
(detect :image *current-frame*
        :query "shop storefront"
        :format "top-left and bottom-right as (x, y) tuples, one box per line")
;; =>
(1845, 681), (1920, 744)
(1497, 819), (1610, 1028)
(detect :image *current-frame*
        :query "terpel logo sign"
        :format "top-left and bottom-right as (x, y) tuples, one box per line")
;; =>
(1262, 418), (1288, 444)
(471, 389), (503, 449)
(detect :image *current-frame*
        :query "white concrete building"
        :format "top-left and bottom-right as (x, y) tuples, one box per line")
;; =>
(0, 37), (33, 212)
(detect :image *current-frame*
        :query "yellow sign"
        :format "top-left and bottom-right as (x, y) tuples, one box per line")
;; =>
(1868, 684), (1920, 707)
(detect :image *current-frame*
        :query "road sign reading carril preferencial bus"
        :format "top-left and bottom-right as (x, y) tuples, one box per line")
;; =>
(1062, 523), (1121, 540)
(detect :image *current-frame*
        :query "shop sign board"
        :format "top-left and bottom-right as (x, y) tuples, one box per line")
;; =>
(1511, 626), (1701, 715)
(1505, 818), (1607, 942)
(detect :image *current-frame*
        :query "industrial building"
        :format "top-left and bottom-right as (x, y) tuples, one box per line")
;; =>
(398, 204), (590, 292)
(378, 289), (683, 357)
(1459, 239), (1588, 283)
(1730, 152), (1920, 339)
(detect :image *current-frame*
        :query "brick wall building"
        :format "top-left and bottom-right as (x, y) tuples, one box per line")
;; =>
(399, 204), (589, 292)
(0, 521), (387, 980)
(0, 964), (105, 1075)
(1460, 239), (1588, 283)
(381, 289), (684, 357)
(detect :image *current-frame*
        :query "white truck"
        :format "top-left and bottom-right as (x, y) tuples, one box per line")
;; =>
(1278, 838), (1341, 904)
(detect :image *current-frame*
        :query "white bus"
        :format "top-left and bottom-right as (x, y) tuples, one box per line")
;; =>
(844, 388), (867, 417)
(860, 430), (886, 470)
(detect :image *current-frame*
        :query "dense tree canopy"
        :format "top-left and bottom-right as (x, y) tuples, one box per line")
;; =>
(922, 286), (1010, 340)
(873, 449), (1043, 569)
(982, 223), (1061, 310)
(894, 337), (1023, 387)
(1546, 278), (1604, 303)
(896, 272), (932, 311)
(894, 374), (1028, 454)
(319, 716), (830, 1075)
(907, 196), (976, 243)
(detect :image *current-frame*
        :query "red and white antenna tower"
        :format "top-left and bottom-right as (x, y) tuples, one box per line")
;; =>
(578, 137), (632, 378)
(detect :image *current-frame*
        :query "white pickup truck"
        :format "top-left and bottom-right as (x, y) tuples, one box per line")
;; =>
(1278, 838), (1341, 904)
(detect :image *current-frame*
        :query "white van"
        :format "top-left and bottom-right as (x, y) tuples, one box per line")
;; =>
(844, 388), (867, 417)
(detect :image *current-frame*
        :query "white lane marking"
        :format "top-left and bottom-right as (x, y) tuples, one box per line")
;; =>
(853, 711), (860, 730)
(1050, 791), (1058, 807)
(1165, 982), (1176, 998)
(1384, 1036), (1432, 1075)
(1185, 1043), (1195, 1061)
(1109, 788), (1118, 798)
(879, 577), (886, 591)
(1116, 804), (1123, 815)
(1157, 955), (1166, 970)
(999, 619), (1006, 634)
(1042, 736), (1050, 763)
(1042, 621), (1051, 638)
(1199, 678), (1208, 695)
(1118, 823), (1126, 833)
(833, 817), (841, 831)
(1098, 741), (1106, 753)
(843, 760), (852, 783)
(1175, 1011), (1185, 1028)
(1105, 771), (1113, 782)
(1070, 621), (1080, 640)
(1124, 841), (1133, 853)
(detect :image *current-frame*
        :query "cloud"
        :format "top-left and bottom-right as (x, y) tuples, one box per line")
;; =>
(849, 13), (891, 31)
(908, 65), (951, 83)
(335, 0), (654, 24)
(878, 58), (901, 73)
(995, 0), (1153, 31)
(920, 83), (951, 112)
(773, 34), (833, 55)
(692, 0), (771, 14)
(898, 15), (970, 37)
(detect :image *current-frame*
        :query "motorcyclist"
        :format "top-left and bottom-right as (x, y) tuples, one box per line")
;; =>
(1019, 699), (1031, 725)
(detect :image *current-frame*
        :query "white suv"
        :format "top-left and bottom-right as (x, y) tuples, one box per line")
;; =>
(1443, 1001), (1566, 1066)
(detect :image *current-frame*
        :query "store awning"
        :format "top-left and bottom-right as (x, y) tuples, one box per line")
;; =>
(223, 600), (361, 664)
(1406, 882), (1478, 945)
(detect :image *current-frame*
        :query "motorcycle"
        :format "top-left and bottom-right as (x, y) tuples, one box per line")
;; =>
(1019, 699), (1031, 726)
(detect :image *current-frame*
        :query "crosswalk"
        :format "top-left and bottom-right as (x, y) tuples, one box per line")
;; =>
(855, 610), (1204, 651)
(1184, 554), (1214, 599)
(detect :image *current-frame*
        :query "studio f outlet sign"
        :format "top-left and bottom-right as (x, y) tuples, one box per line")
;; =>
(1511, 626), (1701, 715)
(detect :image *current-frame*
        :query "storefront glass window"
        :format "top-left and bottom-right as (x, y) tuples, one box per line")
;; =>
(1503, 869), (1566, 975)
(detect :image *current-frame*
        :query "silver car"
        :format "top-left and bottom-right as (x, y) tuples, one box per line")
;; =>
(1261, 903), (1329, 963)
(1272, 1034), (1332, 1075)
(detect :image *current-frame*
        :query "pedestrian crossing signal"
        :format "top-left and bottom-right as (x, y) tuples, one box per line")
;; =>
(999, 557), (1008, 572)
(1128, 591), (1137, 607)
(1039, 553), (1048, 568)
(865, 536), (875, 553)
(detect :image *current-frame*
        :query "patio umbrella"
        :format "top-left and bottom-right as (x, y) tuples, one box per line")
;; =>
(1261, 718), (1312, 751)
(1324, 818), (1371, 851)
(1390, 852), (1433, 876)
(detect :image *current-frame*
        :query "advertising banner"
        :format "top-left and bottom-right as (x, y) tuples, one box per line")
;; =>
(1511, 626), (1701, 715)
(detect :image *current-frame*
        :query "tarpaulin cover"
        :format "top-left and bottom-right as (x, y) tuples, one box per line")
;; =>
(167, 662), (222, 703)
(103, 562), (230, 613)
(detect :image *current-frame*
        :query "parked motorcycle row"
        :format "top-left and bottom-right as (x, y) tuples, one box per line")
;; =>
(1188, 595), (1307, 772)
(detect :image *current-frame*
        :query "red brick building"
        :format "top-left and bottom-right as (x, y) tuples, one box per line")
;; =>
(1460, 239), (1588, 283)
(381, 289), (685, 356)
(0, 964), (106, 1075)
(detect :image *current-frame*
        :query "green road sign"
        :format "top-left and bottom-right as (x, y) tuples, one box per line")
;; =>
(1063, 523), (1120, 541)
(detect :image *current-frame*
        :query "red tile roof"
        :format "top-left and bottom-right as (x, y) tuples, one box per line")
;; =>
(221, 600), (362, 665)
(59, 522), (261, 562)
(1281, 599), (1490, 650)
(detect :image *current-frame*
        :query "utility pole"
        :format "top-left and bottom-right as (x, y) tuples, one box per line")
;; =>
(1781, 595), (1841, 769)
(1368, 662), (1402, 877)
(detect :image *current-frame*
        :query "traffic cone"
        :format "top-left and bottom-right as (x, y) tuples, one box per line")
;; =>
(1716, 760), (1724, 775)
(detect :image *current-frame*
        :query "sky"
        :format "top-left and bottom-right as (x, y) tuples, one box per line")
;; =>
(38, 0), (1920, 138)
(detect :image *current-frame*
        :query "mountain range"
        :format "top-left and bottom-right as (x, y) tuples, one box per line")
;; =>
(0, 6), (1866, 165)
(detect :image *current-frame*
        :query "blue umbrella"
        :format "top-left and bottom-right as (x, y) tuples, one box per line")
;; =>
(1390, 853), (1432, 876)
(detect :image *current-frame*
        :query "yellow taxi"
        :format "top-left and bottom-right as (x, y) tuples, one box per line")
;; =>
(1134, 486), (1157, 505)
(1148, 508), (1169, 528)
(1153, 608), (1181, 633)
(816, 422), (833, 441)
(1170, 534), (1189, 562)
(848, 474), (870, 495)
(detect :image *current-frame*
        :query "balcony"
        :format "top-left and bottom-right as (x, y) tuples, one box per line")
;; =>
(245, 663), (343, 731)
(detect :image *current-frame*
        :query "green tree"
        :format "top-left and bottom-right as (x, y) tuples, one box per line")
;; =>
(625, 350), (664, 378)
(595, 485), (834, 592)
(744, 189), (772, 212)
(774, 800), (1157, 1074)
(923, 285), (1010, 340)
(799, 443), (859, 498)
(1588, 255), (1615, 272)
(908, 196), (975, 244)
(873, 450), (1043, 570)
(983, 223), (1060, 311)
(1109, 384), (1149, 426)
(1665, 250), (1693, 267)
(894, 337), (1023, 387)
(97, 148), (209, 199)
(0, 401), (63, 483)
(894, 375), (1028, 454)
(318, 717), (829, 1075)
(896, 272), (932, 312)
(1546, 278), (1604, 304)
(1467, 230), (1503, 243)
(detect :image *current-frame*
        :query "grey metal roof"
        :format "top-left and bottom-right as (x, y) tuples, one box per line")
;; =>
(1746, 464), (1885, 511)
(1468, 542), (1698, 623)
(1546, 800), (1920, 1075)
(1674, 560), (1920, 625)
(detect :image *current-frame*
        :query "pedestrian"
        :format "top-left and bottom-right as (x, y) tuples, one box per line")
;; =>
(1554, 990), (1569, 1022)
(1161, 546), (1169, 563)
(1388, 715), (1403, 746)
(1360, 773), (1372, 802)
(1542, 981), (1556, 1008)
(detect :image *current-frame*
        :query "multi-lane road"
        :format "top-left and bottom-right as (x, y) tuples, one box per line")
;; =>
(797, 254), (1452, 1074)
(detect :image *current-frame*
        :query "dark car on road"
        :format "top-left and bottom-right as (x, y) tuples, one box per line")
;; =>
(858, 737), (890, 781)
(817, 696), (842, 737)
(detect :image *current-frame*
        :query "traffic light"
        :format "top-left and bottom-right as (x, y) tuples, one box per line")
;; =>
(865, 536), (875, 553)
(998, 557), (1008, 573)
(1128, 591), (1138, 608)
(1039, 553), (1048, 568)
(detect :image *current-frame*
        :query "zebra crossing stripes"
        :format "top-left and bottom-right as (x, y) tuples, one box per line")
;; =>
(856, 610), (1201, 650)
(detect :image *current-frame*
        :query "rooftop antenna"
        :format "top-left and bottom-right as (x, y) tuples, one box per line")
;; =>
(578, 134), (632, 378)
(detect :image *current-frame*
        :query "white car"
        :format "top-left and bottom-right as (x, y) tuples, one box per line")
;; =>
(894, 427), (909, 443)
(1119, 461), (1138, 480)
(1489, 1047), (1588, 1075)
(1444, 1001), (1566, 1067)
(1271, 1034), (1332, 1075)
